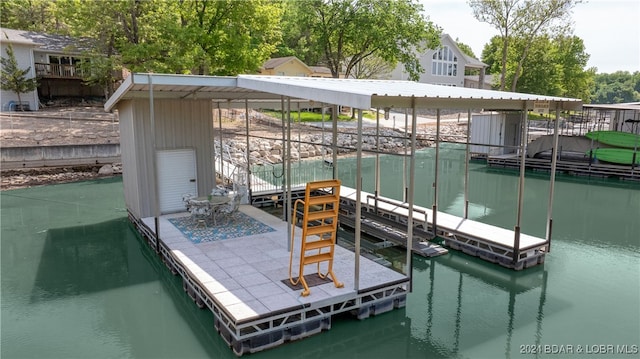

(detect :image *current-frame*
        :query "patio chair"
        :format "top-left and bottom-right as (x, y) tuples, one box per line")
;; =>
(182, 193), (195, 211)
(215, 193), (241, 224)
(188, 199), (212, 228)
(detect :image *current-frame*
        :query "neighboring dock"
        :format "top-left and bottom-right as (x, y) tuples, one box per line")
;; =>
(132, 205), (408, 356)
(484, 154), (640, 181)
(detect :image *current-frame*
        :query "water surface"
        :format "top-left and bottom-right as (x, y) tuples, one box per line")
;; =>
(2, 147), (638, 358)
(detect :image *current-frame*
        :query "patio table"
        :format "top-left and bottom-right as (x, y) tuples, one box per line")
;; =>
(192, 195), (231, 225)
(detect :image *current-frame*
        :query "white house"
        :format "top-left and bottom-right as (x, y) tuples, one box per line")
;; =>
(390, 33), (490, 89)
(1, 28), (39, 110)
(1, 27), (108, 111)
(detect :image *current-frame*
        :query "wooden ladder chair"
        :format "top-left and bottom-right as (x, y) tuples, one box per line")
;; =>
(289, 179), (344, 296)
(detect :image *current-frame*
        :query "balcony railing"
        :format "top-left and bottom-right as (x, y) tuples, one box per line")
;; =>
(35, 63), (84, 79)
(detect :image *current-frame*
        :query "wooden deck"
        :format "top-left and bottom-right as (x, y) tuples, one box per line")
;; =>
(339, 186), (547, 270)
(134, 205), (408, 356)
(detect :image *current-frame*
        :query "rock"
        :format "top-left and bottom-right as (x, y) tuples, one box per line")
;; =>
(267, 154), (282, 163)
(98, 164), (114, 175)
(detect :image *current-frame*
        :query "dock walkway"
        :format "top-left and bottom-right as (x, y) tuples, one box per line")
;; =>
(136, 205), (408, 356)
(339, 186), (547, 270)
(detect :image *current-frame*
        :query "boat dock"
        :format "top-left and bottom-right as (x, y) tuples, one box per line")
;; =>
(132, 205), (408, 356)
(484, 154), (640, 181)
(338, 186), (547, 270)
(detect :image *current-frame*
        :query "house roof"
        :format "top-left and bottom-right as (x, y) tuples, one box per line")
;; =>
(441, 33), (487, 69)
(105, 73), (582, 112)
(262, 56), (300, 70)
(0, 27), (96, 53)
(309, 66), (332, 75)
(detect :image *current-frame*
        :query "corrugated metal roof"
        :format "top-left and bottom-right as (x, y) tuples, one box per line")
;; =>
(105, 73), (583, 112)
(583, 103), (640, 111)
(237, 75), (583, 111)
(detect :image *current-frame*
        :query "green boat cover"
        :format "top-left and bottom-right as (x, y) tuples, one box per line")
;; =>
(587, 148), (640, 165)
(585, 131), (640, 149)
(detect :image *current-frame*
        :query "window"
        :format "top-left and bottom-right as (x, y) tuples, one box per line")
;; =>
(431, 46), (458, 77)
(48, 55), (84, 77)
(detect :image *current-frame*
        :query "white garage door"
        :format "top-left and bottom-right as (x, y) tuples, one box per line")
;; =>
(157, 149), (197, 213)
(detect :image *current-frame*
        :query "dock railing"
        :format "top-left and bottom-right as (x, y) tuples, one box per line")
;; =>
(250, 163), (332, 194)
(365, 194), (430, 232)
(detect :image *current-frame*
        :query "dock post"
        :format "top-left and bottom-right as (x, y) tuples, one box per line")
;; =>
(245, 99), (252, 203)
(512, 226), (521, 264)
(148, 74), (160, 253)
(354, 109), (363, 291)
(432, 109), (441, 236)
(464, 109), (471, 219)
(545, 107), (561, 252)
(407, 98), (418, 290)
(514, 106), (528, 263)
(375, 108), (381, 201)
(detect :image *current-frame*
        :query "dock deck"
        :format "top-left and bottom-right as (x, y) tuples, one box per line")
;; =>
(339, 186), (547, 270)
(135, 205), (408, 356)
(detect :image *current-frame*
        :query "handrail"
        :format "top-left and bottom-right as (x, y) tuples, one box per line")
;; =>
(34, 63), (84, 79)
(365, 194), (429, 230)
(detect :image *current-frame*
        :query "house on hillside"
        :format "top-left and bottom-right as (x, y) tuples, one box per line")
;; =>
(390, 34), (490, 89)
(1, 27), (118, 111)
(259, 56), (333, 78)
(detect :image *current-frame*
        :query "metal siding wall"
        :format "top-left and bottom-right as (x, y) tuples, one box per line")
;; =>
(119, 98), (214, 219)
(116, 100), (143, 219)
(154, 99), (214, 198)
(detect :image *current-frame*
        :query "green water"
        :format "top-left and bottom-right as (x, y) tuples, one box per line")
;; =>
(2, 146), (639, 358)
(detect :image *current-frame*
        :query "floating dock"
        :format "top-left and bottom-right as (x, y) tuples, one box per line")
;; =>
(132, 205), (408, 356)
(338, 186), (547, 270)
(485, 154), (640, 181)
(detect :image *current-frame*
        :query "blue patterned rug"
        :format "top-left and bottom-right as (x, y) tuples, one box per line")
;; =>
(169, 212), (276, 244)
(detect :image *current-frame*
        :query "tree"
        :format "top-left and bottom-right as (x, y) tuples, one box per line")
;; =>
(78, 53), (121, 100)
(0, 0), (62, 32)
(469, 0), (580, 91)
(482, 34), (594, 100)
(349, 55), (394, 79)
(282, 0), (440, 80)
(591, 72), (640, 104)
(52, 0), (283, 75)
(455, 38), (476, 59)
(1, 40), (38, 111)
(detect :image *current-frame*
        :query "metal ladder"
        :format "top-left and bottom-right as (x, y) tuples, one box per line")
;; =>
(289, 179), (344, 296)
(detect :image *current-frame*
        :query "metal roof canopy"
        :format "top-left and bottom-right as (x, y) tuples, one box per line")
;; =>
(583, 103), (640, 111)
(105, 73), (583, 112)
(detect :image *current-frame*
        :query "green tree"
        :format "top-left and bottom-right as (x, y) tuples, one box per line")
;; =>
(78, 53), (121, 100)
(591, 72), (640, 104)
(469, 0), (580, 91)
(482, 34), (594, 100)
(1, 39), (38, 111)
(164, 0), (282, 75)
(349, 55), (394, 79)
(0, 0), (62, 32)
(52, 0), (282, 75)
(455, 39), (476, 59)
(281, 0), (439, 80)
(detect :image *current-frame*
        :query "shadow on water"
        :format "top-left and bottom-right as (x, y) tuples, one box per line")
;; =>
(32, 217), (235, 357)
(31, 218), (147, 302)
(409, 254), (570, 358)
(1, 178), (233, 358)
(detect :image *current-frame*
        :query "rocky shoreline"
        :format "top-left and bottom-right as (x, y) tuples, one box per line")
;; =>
(1, 107), (469, 190)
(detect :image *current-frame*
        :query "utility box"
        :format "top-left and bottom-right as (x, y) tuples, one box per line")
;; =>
(470, 112), (521, 156)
